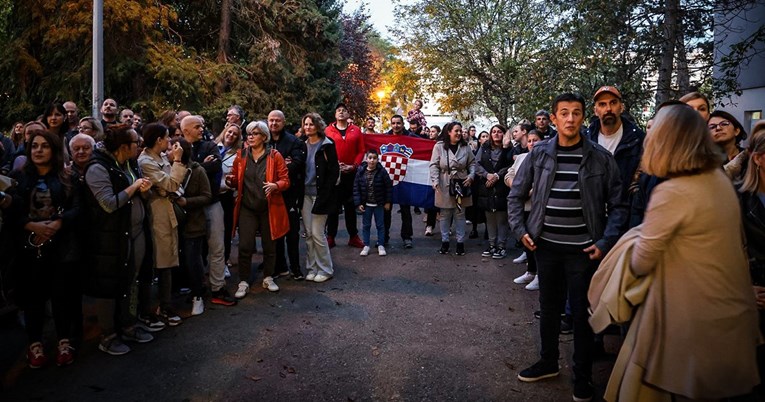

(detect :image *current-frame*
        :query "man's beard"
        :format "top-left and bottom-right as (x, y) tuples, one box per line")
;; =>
(602, 114), (617, 126)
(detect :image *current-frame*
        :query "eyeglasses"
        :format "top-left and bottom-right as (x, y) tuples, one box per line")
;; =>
(78, 125), (93, 131)
(708, 121), (732, 131)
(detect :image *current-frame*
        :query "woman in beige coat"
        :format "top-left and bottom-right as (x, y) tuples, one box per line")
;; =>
(137, 123), (187, 327)
(429, 122), (475, 256)
(619, 105), (760, 401)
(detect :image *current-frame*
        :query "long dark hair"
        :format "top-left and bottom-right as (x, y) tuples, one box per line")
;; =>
(23, 128), (71, 194)
(439, 121), (464, 150)
(42, 102), (68, 138)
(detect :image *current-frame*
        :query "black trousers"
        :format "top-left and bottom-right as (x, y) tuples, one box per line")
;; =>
(275, 206), (302, 275)
(536, 241), (596, 383)
(327, 171), (358, 238)
(384, 204), (413, 244)
(219, 191), (235, 262)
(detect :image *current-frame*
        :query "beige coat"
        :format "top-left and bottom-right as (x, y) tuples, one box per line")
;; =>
(428, 141), (475, 209)
(138, 149), (187, 269)
(627, 169), (759, 399)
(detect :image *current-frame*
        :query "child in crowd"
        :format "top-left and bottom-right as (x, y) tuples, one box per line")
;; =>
(353, 150), (392, 256)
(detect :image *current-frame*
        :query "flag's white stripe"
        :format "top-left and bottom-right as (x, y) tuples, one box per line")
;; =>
(396, 159), (431, 186)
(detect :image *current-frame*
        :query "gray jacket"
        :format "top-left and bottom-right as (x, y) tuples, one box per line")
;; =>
(506, 135), (627, 254)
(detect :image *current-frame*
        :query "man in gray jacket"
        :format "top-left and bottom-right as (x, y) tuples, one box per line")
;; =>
(507, 93), (627, 402)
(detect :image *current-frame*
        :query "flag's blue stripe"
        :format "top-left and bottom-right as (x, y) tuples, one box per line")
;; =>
(392, 181), (435, 208)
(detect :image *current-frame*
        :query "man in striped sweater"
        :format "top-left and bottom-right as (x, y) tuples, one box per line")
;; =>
(507, 93), (627, 402)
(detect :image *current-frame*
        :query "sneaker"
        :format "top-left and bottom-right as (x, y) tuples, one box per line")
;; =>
(156, 307), (182, 326)
(360, 246), (370, 256)
(235, 281), (250, 299)
(482, 246), (496, 257)
(513, 251), (528, 264)
(513, 271), (535, 284)
(291, 272), (305, 281)
(517, 360), (559, 382)
(492, 248), (507, 259)
(122, 326), (154, 343)
(99, 334), (131, 356)
(191, 296), (204, 316)
(378, 245), (387, 256)
(313, 273), (333, 283)
(455, 242), (465, 256)
(403, 239), (413, 249)
(573, 380), (594, 402)
(560, 316), (573, 335)
(525, 275), (540, 291)
(424, 226), (434, 236)
(348, 235), (365, 248)
(179, 287), (191, 295)
(262, 276), (279, 292)
(137, 313), (166, 332)
(27, 342), (47, 368)
(438, 242), (450, 255)
(327, 235), (336, 249)
(274, 270), (291, 279)
(211, 288), (237, 306)
(305, 272), (316, 282)
(56, 339), (75, 367)
(224, 265), (232, 278)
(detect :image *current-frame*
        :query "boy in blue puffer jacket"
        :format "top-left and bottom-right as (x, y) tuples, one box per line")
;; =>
(353, 150), (392, 256)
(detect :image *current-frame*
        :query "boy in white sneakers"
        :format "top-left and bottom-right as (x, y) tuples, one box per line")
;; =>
(353, 150), (392, 256)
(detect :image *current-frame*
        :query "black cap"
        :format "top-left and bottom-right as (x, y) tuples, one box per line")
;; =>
(335, 103), (348, 111)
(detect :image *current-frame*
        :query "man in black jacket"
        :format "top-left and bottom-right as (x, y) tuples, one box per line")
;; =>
(181, 116), (236, 306)
(267, 110), (307, 280)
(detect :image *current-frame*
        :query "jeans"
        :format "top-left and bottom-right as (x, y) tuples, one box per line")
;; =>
(205, 201), (226, 292)
(439, 207), (465, 243)
(384, 204), (413, 244)
(237, 206), (275, 284)
(275, 206), (302, 275)
(535, 241), (596, 383)
(327, 171), (358, 238)
(362, 205), (385, 247)
(485, 210), (508, 248)
(302, 195), (333, 276)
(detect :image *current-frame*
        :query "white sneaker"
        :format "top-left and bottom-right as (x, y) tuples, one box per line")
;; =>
(313, 273), (332, 283)
(262, 276), (279, 292)
(513, 271), (535, 284)
(513, 252), (528, 264)
(234, 281), (249, 298)
(424, 226), (433, 236)
(224, 266), (231, 278)
(305, 272), (316, 282)
(360, 246), (370, 256)
(191, 297), (204, 316)
(378, 245), (387, 256)
(525, 275), (540, 291)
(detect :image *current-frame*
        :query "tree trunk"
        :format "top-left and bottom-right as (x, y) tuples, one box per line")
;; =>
(215, 0), (232, 95)
(675, 14), (690, 96)
(655, 0), (678, 106)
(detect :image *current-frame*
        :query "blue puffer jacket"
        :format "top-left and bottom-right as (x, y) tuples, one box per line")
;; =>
(353, 162), (392, 207)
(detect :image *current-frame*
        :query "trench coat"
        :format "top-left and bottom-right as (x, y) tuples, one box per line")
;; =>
(428, 141), (475, 209)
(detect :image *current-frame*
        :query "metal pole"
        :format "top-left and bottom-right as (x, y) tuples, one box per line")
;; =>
(92, 0), (103, 117)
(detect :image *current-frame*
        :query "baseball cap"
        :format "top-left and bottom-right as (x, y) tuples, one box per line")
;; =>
(335, 103), (348, 111)
(593, 86), (622, 101)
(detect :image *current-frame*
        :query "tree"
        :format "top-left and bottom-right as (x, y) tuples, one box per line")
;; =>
(337, 7), (380, 121)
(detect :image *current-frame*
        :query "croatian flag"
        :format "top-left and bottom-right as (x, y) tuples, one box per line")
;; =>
(363, 135), (436, 208)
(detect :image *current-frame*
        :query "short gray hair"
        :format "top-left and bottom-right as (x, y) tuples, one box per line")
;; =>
(246, 120), (270, 142)
(70, 133), (96, 147)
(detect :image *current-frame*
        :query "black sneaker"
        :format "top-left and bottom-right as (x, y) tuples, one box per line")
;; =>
(438, 242), (450, 255)
(517, 360), (559, 382)
(291, 272), (305, 281)
(211, 288), (237, 306)
(156, 307), (182, 326)
(274, 270), (291, 279)
(137, 313), (166, 332)
(482, 246), (496, 257)
(492, 248), (507, 259)
(403, 239), (413, 249)
(573, 380), (594, 402)
(455, 243), (465, 256)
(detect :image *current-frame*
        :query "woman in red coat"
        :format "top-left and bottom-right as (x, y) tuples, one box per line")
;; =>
(226, 121), (290, 299)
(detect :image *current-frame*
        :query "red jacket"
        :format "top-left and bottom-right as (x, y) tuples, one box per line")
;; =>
(228, 147), (290, 240)
(324, 123), (365, 168)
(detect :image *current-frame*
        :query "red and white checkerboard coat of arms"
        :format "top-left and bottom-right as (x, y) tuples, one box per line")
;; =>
(379, 143), (414, 185)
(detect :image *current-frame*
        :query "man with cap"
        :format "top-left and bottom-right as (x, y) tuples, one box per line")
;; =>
(324, 103), (366, 248)
(587, 85), (645, 207)
(534, 110), (557, 139)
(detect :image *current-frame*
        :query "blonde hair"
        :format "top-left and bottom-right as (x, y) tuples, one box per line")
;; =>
(740, 123), (765, 193)
(642, 105), (723, 178)
(215, 124), (242, 150)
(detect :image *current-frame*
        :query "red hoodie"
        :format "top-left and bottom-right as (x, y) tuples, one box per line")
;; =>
(325, 122), (365, 168)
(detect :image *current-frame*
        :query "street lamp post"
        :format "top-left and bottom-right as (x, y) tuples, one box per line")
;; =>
(376, 90), (385, 133)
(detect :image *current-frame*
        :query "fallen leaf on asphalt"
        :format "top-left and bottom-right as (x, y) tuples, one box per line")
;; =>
(256, 358), (263, 363)
(507, 306), (515, 312)
(504, 361), (515, 370)
(248, 376), (263, 382)
(372, 350), (381, 356)
(265, 328), (272, 331)
(335, 301), (342, 305)
(317, 289), (326, 293)
(287, 367), (296, 374)
(279, 372), (286, 378)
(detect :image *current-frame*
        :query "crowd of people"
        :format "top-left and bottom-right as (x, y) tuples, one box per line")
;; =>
(0, 87), (763, 401)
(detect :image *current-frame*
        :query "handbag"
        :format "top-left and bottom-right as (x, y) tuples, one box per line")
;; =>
(172, 168), (193, 227)
(446, 147), (471, 197)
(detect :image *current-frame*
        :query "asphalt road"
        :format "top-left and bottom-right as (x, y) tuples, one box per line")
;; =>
(0, 213), (617, 401)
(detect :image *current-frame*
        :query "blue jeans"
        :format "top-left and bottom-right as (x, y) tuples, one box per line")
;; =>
(362, 205), (385, 247)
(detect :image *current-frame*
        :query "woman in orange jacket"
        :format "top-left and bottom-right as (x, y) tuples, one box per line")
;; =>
(226, 121), (290, 299)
